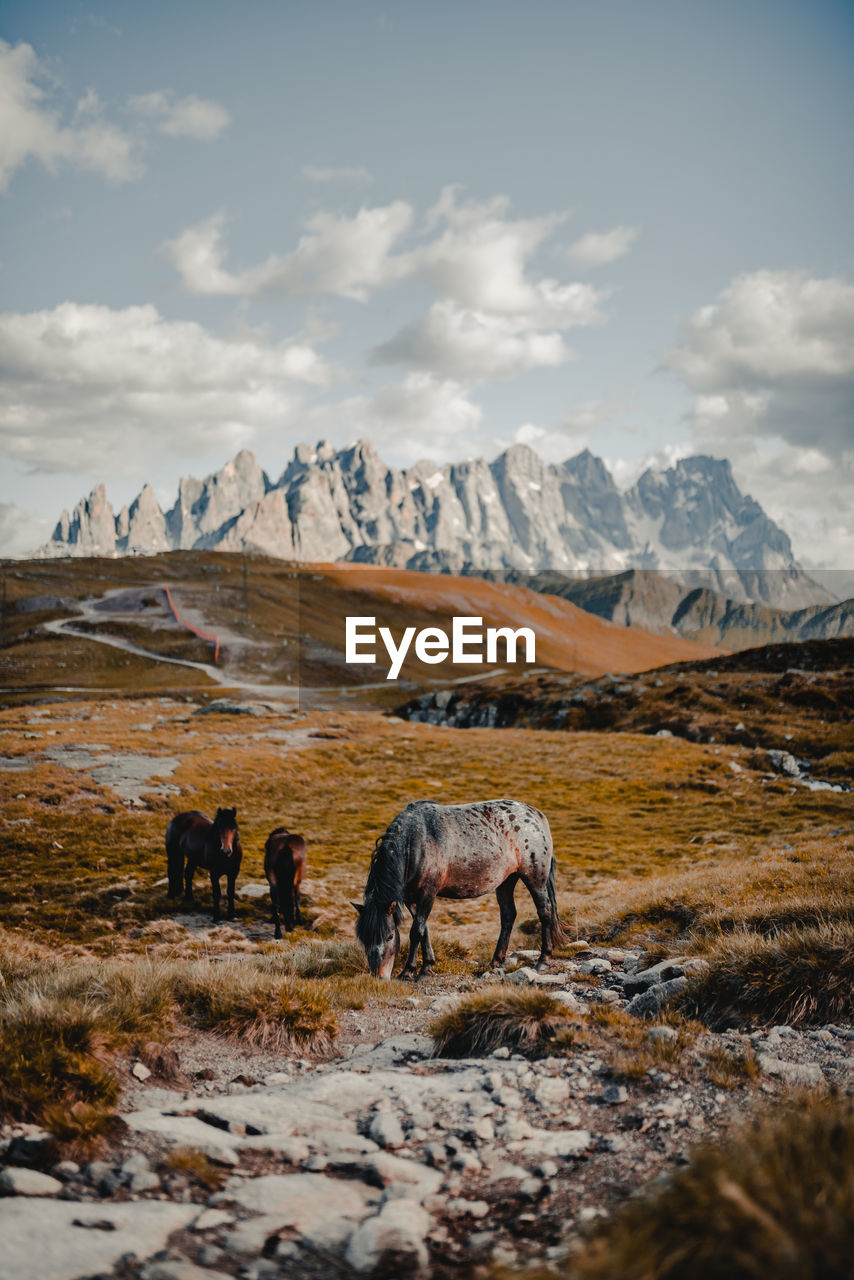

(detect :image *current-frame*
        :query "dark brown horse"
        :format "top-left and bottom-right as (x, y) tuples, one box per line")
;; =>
(166, 808), (242, 922)
(264, 826), (307, 939)
(354, 799), (565, 980)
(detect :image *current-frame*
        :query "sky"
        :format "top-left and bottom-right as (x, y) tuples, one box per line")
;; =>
(0, 0), (852, 575)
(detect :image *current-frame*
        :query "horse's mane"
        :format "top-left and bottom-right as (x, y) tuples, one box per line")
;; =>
(356, 809), (409, 948)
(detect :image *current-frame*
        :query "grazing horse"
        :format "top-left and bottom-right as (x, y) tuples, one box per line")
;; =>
(354, 799), (565, 980)
(166, 808), (242, 922)
(264, 826), (307, 939)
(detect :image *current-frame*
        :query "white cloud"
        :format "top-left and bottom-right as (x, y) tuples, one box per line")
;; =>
(167, 204), (414, 301)
(314, 373), (485, 466)
(167, 187), (607, 322)
(372, 299), (567, 379)
(371, 188), (606, 380)
(663, 269), (854, 569)
(508, 401), (613, 463)
(0, 501), (49, 557)
(0, 40), (139, 188)
(301, 164), (372, 185)
(0, 303), (331, 474)
(568, 225), (638, 266)
(664, 269), (854, 456)
(415, 187), (605, 327)
(0, 40), (232, 191)
(127, 91), (230, 140)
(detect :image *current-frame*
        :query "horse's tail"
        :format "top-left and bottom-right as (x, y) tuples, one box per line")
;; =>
(166, 820), (184, 898)
(547, 855), (567, 949)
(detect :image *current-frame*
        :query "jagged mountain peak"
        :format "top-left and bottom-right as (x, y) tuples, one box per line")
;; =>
(35, 439), (832, 608)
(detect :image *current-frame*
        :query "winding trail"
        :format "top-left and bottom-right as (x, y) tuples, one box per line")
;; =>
(41, 585), (513, 702)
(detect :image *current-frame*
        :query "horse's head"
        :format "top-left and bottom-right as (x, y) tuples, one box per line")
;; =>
(353, 900), (400, 979)
(214, 807), (239, 858)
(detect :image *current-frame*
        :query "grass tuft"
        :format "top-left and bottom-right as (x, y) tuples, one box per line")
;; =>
(0, 994), (120, 1146)
(704, 1043), (760, 1089)
(681, 921), (854, 1029)
(161, 1147), (226, 1191)
(430, 988), (573, 1058)
(566, 1094), (854, 1280)
(173, 959), (337, 1052)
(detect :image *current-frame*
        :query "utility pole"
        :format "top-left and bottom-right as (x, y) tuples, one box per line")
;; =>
(242, 555), (249, 628)
(1, 578), (6, 649)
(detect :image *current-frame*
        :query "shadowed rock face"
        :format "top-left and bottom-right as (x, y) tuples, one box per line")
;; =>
(36, 440), (830, 608)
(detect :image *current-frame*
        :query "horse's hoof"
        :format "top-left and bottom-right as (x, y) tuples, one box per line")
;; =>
(416, 967), (435, 982)
(398, 970), (416, 982)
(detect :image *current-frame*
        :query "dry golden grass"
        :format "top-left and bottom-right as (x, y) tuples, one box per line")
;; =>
(0, 947), (343, 1143)
(564, 1094), (854, 1280)
(570, 834), (854, 948)
(704, 1043), (760, 1089)
(160, 1147), (226, 1191)
(172, 958), (336, 1051)
(680, 921), (854, 1029)
(430, 988), (574, 1058)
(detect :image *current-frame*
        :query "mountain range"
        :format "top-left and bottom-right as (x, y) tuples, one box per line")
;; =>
(37, 439), (833, 611)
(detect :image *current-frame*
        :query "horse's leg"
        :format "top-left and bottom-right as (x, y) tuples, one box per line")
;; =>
(293, 881), (304, 925)
(522, 876), (556, 970)
(182, 855), (195, 906)
(398, 907), (420, 981)
(398, 893), (436, 981)
(270, 881), (282, 940)
(226, 873), (237, 921)
(210, 872), (222, 923)
(490, 874), (519, 968)
(417, 916), (436, 980)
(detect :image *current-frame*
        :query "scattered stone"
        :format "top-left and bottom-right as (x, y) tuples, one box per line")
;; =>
(623, 959), (686, 995)
(346, 1198), (431, 1275)
(626, 976), (688, 1018)
(5, 1130), (57, 1168)
(0, 1199), (199, 1280)
(192, 1208), (235, 1232)
(236, 883), (269, 899)
(767, 749), (801, 777)
(0, 1167), (63, 1196)
(369, 1109), (406, 1149)
(647, 1026), (678, 1044)
(507, 966), (565, 987)
(600, 1084), (629, 1105)
(757, 1055), (824, 1087)
(446, 1197), (489, 1218)
(578, 958), (612, 975)
(551, 990), (588, 1013)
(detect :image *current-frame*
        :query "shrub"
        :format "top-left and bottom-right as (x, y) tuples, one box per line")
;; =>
(567, 1095), (854, 1280)
(0, 994), (120, 1142)
(681, 921), (854, 1029)
(430, 988), (573, 1058)
(173, 959), (337, 1052)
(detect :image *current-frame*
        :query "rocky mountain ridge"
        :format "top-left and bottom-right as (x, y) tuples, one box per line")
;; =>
(37, 440), (832, 609)
(512, 569), (853, 648)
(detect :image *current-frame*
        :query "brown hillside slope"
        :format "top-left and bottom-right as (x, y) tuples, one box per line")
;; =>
(320, 565), (721, 676)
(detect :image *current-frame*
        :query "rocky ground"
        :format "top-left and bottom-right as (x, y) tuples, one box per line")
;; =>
(3, 942), (853, 1280)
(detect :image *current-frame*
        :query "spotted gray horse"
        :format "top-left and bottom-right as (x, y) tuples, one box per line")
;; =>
(354, 798), (565, 979)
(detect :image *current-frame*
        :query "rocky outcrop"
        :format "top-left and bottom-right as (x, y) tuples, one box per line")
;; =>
(36, 440), (832, 608)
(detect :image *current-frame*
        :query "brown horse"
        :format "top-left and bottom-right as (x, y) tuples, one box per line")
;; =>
(354, 799), (565, 980)
(166, 808), (242, 922)
(264, 826), (307, 938)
